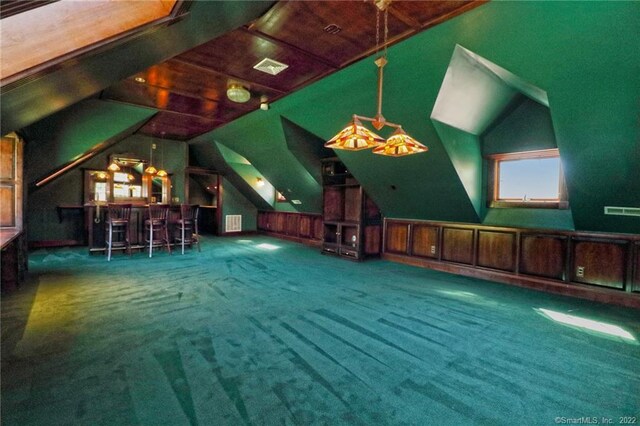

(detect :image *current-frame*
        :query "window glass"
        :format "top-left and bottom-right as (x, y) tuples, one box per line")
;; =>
(499, 157), (560, 201)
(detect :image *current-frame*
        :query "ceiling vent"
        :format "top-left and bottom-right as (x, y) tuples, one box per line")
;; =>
(604, 206), (640, 217)
(323, 24), (342, 34)
(253, 58), (289, 76)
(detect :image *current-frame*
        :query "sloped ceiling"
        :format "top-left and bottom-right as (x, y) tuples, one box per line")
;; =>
(8, 1), (640, 234)
(1, 1), (275, 134)
(281, 117), (333, 185)
(21, 99), (156, 185)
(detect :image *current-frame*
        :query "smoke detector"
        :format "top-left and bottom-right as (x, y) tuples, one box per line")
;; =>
(253, 58), (289, 76)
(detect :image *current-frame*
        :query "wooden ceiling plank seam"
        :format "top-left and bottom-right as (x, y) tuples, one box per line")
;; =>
(99, 97), (227, 122)
(241, 26), (341, 70)
(28, 113), (158, 192)
(171, 57), (287, 95)
(138, 111), (223, 140)
(387, 5), (422, 30)
(338, 28), (416, 69)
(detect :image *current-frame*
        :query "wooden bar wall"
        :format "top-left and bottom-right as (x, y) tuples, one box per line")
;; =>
(383, 218), (640, 308)
(257, 211), (322, 246)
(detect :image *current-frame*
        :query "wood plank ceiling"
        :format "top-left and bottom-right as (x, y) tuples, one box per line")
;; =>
(101, 0), (484, 141)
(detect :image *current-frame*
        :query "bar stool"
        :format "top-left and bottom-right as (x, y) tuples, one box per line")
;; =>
(145, 204), (171, 258)
(175, 204), (200, 254)
(105, 203), (132, 261)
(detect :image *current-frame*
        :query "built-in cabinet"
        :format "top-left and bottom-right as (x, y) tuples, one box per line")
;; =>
(321, 158), (381, 260)
(257, 211), (322, 245)
(383, 218), (640, 307)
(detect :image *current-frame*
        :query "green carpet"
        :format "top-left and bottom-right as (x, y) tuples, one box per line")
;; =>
(2, 236), (639, 425)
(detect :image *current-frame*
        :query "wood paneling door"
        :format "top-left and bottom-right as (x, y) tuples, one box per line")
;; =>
(442, 228), (474, 265)
(520, 234), (566, 280)
(477, 231), (516, 272)
(572, 240), (627, 289)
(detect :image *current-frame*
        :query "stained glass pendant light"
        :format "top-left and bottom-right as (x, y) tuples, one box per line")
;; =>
(372, 127), (428, 156)
(325, 1), (427, 157)
(325, 116), (385, 150)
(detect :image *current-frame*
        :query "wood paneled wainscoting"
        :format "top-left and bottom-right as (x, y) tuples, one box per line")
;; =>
(257, 211), (323, 247)
(383, 219), (640, 308)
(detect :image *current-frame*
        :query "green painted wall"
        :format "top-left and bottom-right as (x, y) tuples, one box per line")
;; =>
(188, 177), (211, 207)
(479, 97), (574, 230)
(274, 202), (297, 213)
(482, 208), (575, 231)
(207, 1), (639, 234)
(483, 98), (557, 156)
(193, 108), (322, 214)
(22, 99), (156, 184)
(433, 121), (483, 219)
(221, 177), (257, 232)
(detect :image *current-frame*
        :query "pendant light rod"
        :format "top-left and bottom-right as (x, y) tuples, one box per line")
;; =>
(377, 60), (384, 117)
(373, 56), (387, 129)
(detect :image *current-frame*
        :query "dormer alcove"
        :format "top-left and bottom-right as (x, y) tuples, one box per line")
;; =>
(431, 45), (574, 230)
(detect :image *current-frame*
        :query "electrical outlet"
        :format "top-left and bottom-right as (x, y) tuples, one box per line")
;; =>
(430, 245), (436, 254)
(576, 266), (585, 278)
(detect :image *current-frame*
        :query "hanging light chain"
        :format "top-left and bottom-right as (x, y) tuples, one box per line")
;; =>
(376, 7), (380, 57)
(384, 7), (388, 59)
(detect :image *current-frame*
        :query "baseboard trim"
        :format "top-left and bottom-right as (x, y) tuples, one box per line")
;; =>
(383, 252), (640, 309)
(219, 231), (258, 237)
(29, 239), (83, 249)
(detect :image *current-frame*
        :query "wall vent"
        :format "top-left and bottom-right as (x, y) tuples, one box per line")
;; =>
(225, 215), (242, 232)
(604, 206), (640, 217)
(253, 58), (289, 76)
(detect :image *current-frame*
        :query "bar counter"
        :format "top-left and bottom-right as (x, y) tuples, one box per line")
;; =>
(83, 203), (212, 253)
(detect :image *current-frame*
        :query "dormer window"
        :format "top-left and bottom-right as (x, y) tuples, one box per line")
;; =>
(487, 149), (568, 209)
